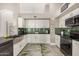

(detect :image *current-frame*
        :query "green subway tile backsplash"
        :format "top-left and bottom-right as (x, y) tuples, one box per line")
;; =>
(55, 27), (79, 39)
(55, 28), (71, 38)
(18, 28), (50, 35)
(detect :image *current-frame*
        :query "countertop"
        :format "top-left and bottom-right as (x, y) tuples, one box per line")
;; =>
(0, 35), (24, 45)
(0, 37), (13, 45)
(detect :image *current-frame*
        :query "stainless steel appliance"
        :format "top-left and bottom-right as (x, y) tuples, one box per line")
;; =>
(59, 28), (72, 56)
(60, 15), (79, 56)
(60, 29), (72, 55)
(60, 36), (72, 56)
(65, 15), (79, 27)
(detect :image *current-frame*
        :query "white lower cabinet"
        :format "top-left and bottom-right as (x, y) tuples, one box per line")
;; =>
(40, 34), (50, 43)
(13, 34), (50, 56)
(26, 34), (50, 43)
(26, 34), (36, 43)
(13, 36), (27, 56)
(72, 40), (79, 56)
(55, 35), (60, 48)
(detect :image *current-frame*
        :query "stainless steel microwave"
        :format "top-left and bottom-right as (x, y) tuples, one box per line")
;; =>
(65, 15), (79, 27)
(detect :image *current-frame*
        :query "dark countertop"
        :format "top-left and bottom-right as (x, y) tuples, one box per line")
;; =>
(0, 37), (13, 45)
(0, 35), (24, 45)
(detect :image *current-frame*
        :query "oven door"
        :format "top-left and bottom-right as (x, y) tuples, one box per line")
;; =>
(60, 37), (72, 56)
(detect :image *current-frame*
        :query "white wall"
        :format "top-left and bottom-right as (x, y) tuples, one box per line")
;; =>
(0, 3), (19, 14)
(0, 3), (20, 36)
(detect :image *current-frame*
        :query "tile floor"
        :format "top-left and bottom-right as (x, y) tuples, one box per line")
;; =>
(18, 43), (64, 56)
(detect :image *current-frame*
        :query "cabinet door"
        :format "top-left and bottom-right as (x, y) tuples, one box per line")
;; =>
(45, 34), (50, 43)
(25, 20), (49, 28)
(13, 37), (23, 56)
(18, 17), (24, 28)
(38, 34), (50, 43)
(13, 36), (27, 56)
(13, 42), (20, 56)
(35, 34), (40, 43)
(25, 20), (36, 28)
(26, 34), (36, 43)
(30, 34), (36, 43)
(55, 35), (60, 48)
(72, 40), (79, 56)
(59, 17), (65, 27)
(26, 34), (40, 43)
(35, 20), (49, 28)
(25, 34), (50, 43)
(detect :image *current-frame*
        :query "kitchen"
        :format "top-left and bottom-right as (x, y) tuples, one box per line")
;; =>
(0, 3), (79, 56)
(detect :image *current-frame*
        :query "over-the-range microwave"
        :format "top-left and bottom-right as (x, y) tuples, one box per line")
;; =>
(65, 15), (79, 27)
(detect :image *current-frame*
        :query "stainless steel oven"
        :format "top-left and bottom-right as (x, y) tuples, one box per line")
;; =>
(60, 36), (72, 56)
(60, 28), (72, 56)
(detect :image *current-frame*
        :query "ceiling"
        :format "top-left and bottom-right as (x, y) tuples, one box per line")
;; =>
(19, 3), (63, 15)
(20, 3), (45, 14)
(0, 3), (63, 18)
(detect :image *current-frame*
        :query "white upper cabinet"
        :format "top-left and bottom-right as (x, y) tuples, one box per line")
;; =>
(35, 20), (49, 28)
(18, 17), (24, 28)
(25, 20), (49, 28)
(0, 3), (19, 15)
